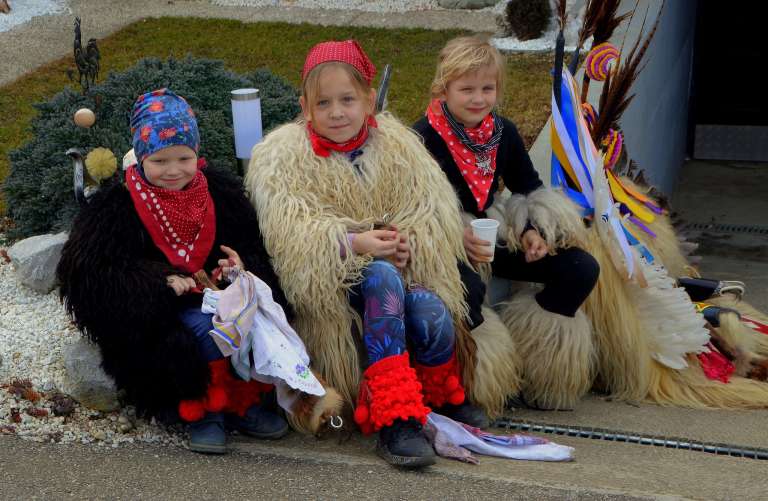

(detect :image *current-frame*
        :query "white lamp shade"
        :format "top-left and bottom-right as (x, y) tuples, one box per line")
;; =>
(231, 88), (263, 159)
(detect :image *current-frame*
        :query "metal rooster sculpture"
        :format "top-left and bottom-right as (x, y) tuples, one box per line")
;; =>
(73, 17), (100, 93)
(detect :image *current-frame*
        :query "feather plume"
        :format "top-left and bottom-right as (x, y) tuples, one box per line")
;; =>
(591, 1), (664, 144)
(579, 0), (633, 102)
(556, 0), (567, 31)
(593, 0), (632, 46)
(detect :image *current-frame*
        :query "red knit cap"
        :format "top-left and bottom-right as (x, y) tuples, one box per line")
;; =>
(302, 40), (376, 84)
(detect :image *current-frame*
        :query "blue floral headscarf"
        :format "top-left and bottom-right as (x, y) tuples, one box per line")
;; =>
(130, 89), (200, 172)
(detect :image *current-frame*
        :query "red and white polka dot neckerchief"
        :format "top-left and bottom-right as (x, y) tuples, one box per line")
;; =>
(426, 99), (500, 212)
(126, 161), (216, 274)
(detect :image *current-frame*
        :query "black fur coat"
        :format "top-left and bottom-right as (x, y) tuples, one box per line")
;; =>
(57, 165), (290, 416)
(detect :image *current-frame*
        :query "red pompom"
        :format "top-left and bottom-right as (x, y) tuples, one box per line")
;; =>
(178, 399), (205, 422)
(208, 359), (231, 386)
(354, 405), (369, 425)
(448, 389), (466, 406)
(414, 355), (466, 408)
(444, 375), (460, 392)
(205, 386), (228, 412)
(354, 353), (429, 434)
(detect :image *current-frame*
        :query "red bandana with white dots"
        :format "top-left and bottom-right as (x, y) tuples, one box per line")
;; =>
(126, 163), (216, 274)
(426, 99), (498, 212)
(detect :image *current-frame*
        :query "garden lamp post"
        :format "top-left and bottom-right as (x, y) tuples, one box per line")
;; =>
(230, 88), (263, 175)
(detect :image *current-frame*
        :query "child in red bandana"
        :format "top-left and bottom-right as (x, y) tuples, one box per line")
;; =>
(414, 36), (601, 411)
(246, 40), (522, 468)
(58, 89), (293, 454)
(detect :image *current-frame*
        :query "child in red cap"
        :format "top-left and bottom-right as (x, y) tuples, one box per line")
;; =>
(246, 40), (522, 468)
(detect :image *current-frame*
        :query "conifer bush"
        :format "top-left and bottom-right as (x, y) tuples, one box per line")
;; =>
(498, 0), (552, 41)
(3, 57), (300, 240)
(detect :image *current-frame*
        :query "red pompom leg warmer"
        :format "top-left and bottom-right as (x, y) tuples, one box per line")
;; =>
(413, 354), (466, 408)
(353, 353), (430, 435)
(178, 359), (274, 422)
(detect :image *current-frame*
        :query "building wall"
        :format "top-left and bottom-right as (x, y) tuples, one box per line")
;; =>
(617, 0), (697, 195)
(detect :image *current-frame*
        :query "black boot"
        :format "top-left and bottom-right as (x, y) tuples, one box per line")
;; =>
(433, 402), (489, 429)
(376, 418), (436, 468)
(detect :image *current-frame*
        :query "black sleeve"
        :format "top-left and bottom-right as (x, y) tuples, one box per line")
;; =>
(204, 166), (295, 321)
(499, 119), (543, 196)
(458, 261), (485, 330)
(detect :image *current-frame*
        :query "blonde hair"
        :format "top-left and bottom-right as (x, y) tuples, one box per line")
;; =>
(430, 36), (505, 103)
(301, 61), (372, 116)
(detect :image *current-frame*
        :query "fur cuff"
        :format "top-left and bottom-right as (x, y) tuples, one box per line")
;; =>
(414, 355), (466, 408)
(353, 353), (429, 435)
(503, 188), (586, 252)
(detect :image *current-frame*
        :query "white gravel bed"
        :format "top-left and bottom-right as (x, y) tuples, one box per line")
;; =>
(0, 0), (69, 33)
(0, 248), (183, 448)
(492, 2), (584, 52)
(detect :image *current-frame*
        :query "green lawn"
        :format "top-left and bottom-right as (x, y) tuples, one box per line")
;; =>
(0, 17), (553, 213)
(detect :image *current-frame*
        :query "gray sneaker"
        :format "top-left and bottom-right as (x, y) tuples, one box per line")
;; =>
(188, 412), (227, 454)
(225, 403), (289, 439)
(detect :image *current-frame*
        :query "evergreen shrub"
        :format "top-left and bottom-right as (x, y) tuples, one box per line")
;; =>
(498, 0), (552, 41)
(3, 57), (299, 240)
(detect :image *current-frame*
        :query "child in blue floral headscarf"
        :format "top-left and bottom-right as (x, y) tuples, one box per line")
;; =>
(58, 88), (292, 454)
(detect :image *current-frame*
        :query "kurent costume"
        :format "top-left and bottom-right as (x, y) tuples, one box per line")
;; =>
(58, 90), (304, 452)
(455, 4), (768, 410)
(414, 101), (600, 410)
(246, 41), (520, 466)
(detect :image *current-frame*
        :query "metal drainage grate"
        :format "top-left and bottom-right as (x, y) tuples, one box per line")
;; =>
(493, 418), (768, 461)
(682, 222), (768, 235)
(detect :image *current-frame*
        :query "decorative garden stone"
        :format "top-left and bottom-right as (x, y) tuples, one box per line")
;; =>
(7, 232), (68, 293)
(62, 338), (119, 412)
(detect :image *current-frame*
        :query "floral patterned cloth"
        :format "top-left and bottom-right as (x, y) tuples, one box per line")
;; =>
(130, 88), (200, 164)
(349, 260), (455, 367)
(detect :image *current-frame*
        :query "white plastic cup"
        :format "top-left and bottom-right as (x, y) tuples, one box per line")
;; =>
(470, 218), (500, 261)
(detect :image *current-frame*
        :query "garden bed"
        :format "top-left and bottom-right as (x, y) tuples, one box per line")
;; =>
(0, 17), (552, 212)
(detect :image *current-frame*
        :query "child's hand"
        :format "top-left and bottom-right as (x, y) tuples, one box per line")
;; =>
(167, 274), (196, 296)
(218, 245), (244, 276)
(352, 230), (399, 258)
(392, 228), (410, 269)
(463, 226), (494, 264)
(522, 229), (548, 263)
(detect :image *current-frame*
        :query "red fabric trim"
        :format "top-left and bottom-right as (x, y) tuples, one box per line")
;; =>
(426, 99), (498, 211)
(414, 354), (466, 407)
(353, 353), (429, 435)
(697, 343), (735, 384)
(307, 115), (377, 158)
(743, 315), (768, 335)
(126, 164), (216, 274)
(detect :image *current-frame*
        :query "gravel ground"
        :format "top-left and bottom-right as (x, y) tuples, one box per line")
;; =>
(0, 251), (185, 449)
(0, 0), (68, 33)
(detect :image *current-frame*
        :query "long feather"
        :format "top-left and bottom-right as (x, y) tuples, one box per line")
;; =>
(579, 0), (633, 102)
(594, 0), (632, 45)
(591, 1), (665, 144)
(556, 0), (568, 31)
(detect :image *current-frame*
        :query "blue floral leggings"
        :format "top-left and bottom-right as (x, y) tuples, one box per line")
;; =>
(349, 260), (455, 368)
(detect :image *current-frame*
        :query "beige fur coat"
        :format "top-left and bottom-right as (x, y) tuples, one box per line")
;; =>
(246, 113), (519, 415)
